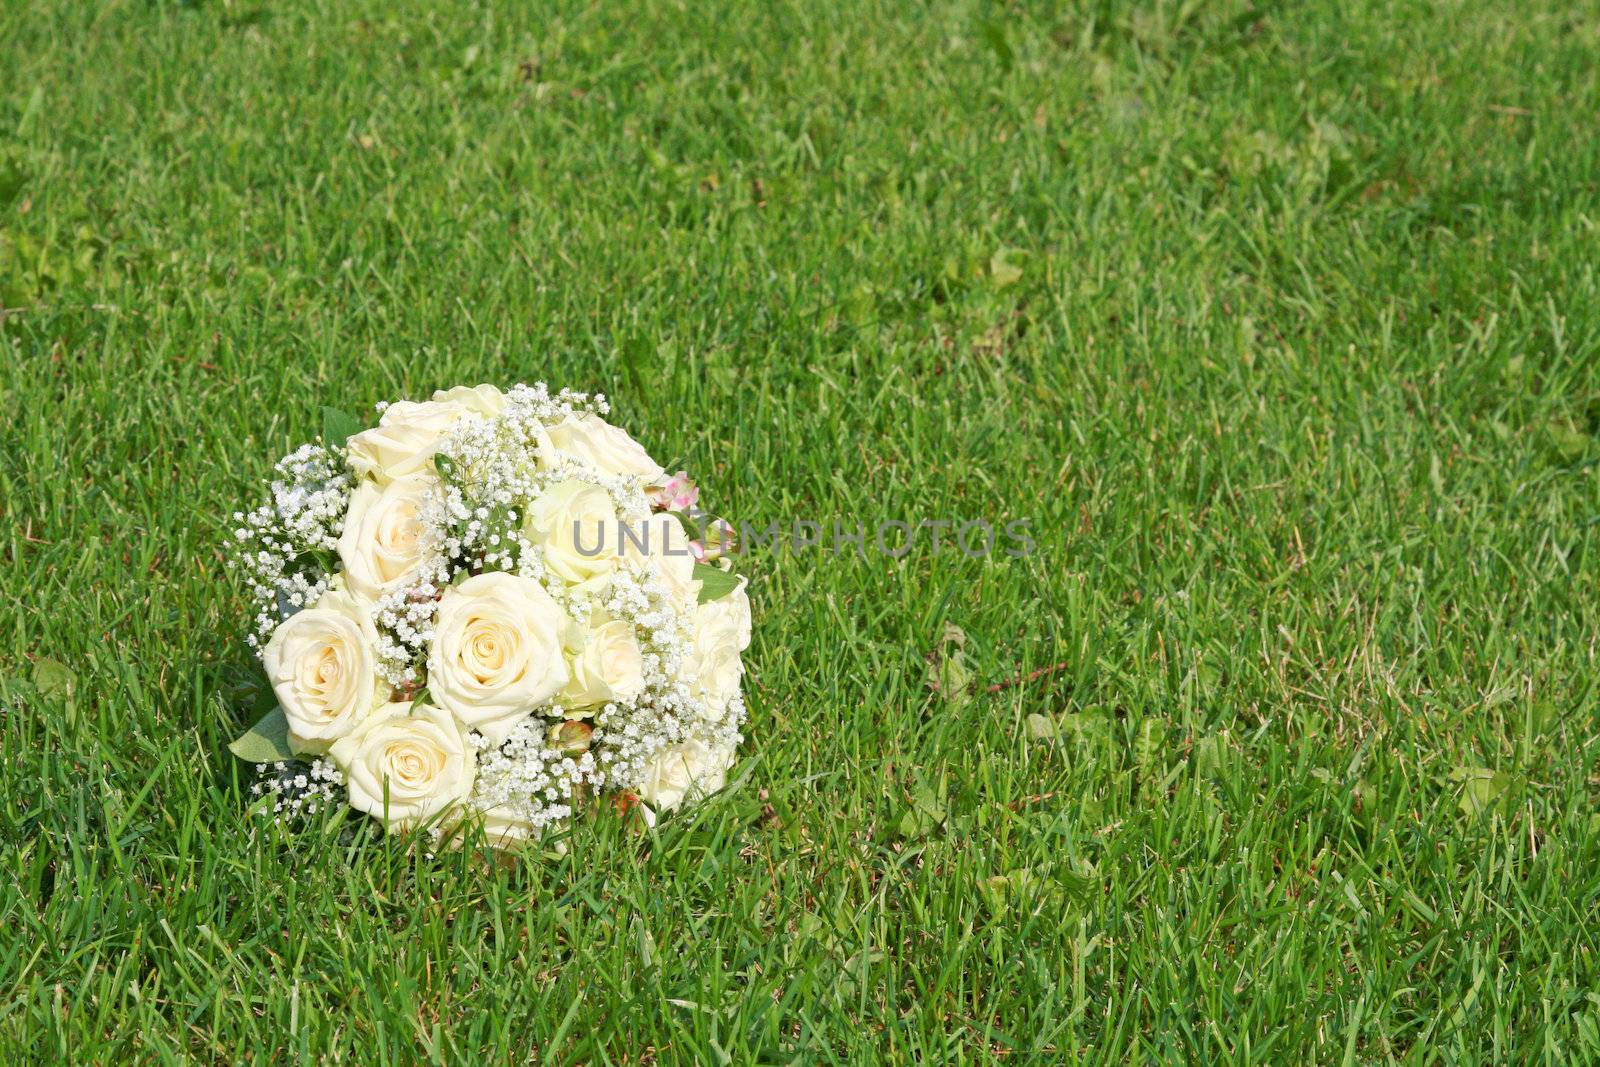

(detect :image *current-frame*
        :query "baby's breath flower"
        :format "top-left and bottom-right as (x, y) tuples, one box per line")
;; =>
(227, 443), (352, 640)
(251, 758), (347, 824)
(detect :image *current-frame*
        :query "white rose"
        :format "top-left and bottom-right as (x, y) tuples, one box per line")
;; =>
(638, 738), (735, 812)
(542, 413), (664, 481)
(684, 581), (751, 718)
(329, 702), (475, 832)
(337, 473), (435, 600)
(429, 572), (571, 745)
(431, 383), (506, 417)
(476, 805), (542, 848)
(622, 512), (701, 604)
(261, 588), (388, 753)
(346, 400), (465, 483)
(562, 616), (646, 709)
(472, 805), (534, 848)
(450, 805), (574, 852)
(523, 478), (621, 594)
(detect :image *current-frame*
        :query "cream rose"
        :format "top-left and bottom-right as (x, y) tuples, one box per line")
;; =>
(476, 805), (537, 848)
(542, 412), (664, 481)
(452, 804), (574, 851)
(431, 383), (506, 417)
(684, 580), (751, 719)
(622, 512), (700, 604)
(429, 572), (571, 744)
(522, 478), (621, 594)
(562, 616), (646, 709)
(329, 702), (474, 831)
(337, 472), (435, 600)
(346, 400), (464, 483)
(638, 738), (734, 812)
(261, 588), (388, 753)
(347, 387), (506, 482)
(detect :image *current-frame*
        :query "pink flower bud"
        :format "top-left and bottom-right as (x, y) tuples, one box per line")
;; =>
(648, 471), (699, 512)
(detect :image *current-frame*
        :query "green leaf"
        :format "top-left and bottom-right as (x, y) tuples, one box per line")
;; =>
(1133, 718), (1163, 781)
(228, 706), (294, 763)
(977, 19), (1014, 72)
(296, 547), (338, 577)
(0, 155), (27, 208)
(1026, 713), (1057, 741)
(910, 781), (945, 822)
(927, 622), (972, 708)
(322, 406), (363, 450)
(1057, 865), (1098, 908)
(895, 776), (948, 840)
(980, 872), (1020, 915)
(16, 86), (45, 138)
(899, 779), (946, 838)
(694, 563), (740, 603)
(897, 805), (936, 840)
(32, 657), (77, 700)
(1059, 708), (1113, 747)
(989, 248), (1025, 288)
(1453, 767), (1514, 817)
(1193, 733), (1225, 780)
(632, 916), (658, 970)
(1546, 420), (1589, 464)
(408, 687), (431, 712)
(670, 508), (707, 542)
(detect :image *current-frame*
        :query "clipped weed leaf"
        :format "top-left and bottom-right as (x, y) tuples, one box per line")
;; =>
(1133, 717), (1163, 776)
(1545, 419), (1590, 464)
(927, 622), (972, 707)
(0, 155), (27, 208)
(1454, 767), (1514, 817)
(1193, 733), (1225, 780)
(989, 248), (1026, 288)
(977, 19), (1015, 71)
(897, 776), (947, 840)
(32, 657), (77, 701)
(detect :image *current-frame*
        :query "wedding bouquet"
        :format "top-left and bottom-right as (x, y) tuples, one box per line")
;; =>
(226, 383), (749, 846)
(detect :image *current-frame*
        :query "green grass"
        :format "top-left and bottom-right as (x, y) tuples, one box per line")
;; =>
(3, 0), (1599, 1061)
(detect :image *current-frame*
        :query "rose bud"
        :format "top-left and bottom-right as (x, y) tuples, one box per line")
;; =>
(548, 719), (594, 756)
(697, 518), (738, 560)
(611, 790), (657, 828)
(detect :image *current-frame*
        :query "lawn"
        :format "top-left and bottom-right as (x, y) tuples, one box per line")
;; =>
(3, 0), (1599, 1062)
